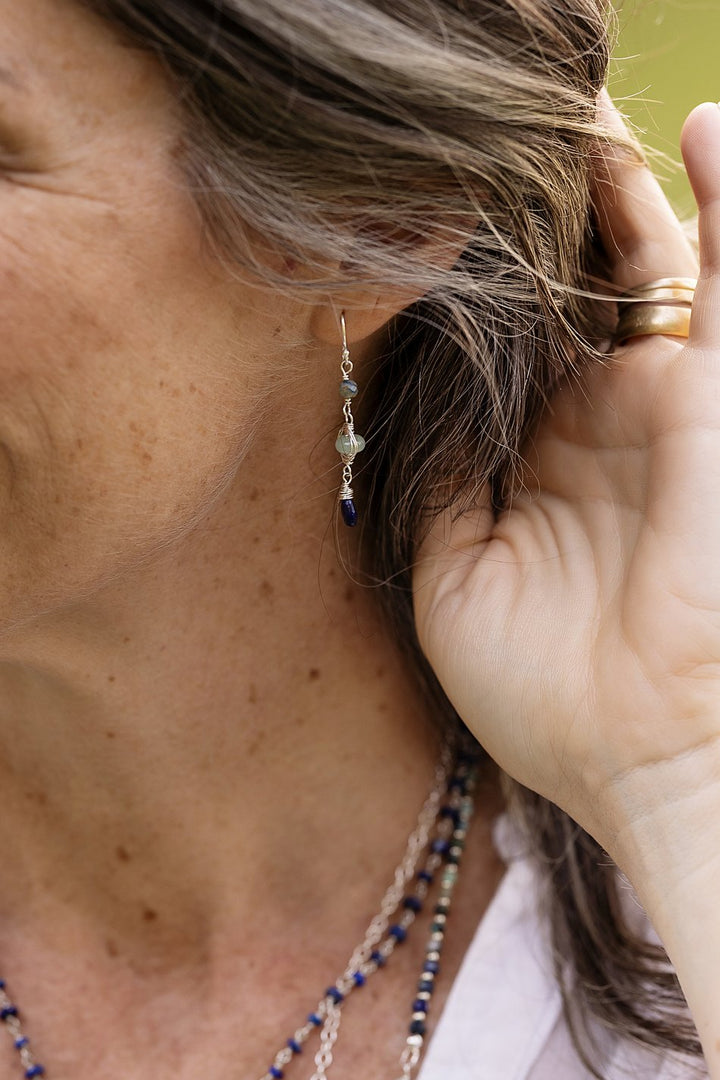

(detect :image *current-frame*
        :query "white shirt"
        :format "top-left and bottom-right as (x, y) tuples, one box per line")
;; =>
(418, 818), (706, 1080)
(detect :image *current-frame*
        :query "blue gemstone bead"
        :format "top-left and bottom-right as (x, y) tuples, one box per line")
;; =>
(370, 949), (386, 967)
(0, 979), (5, 989)
(413, 998), (428, 1013)
(389, 924), (407, 943)
(352, 971), (366, 987)
(423, 960), (440, 974)
(287, 1038), (302, 1054)
(269, 1067), (284, 1079)
(403, 895), (422, 912)
(1, 1005), (18, 1020)
(431, 839), (450, 855)
(340, 499), (357, 527)
(339, 379), (358, 399)
(439, 805), (461, 825)
(417, 869), (433, 883)
(308, 1013), (323, 1027)
(326, 986), (344, 1004)
(25, 1068), (45, 1079)
(410, 1019), (427, 1036)
(418, 978), (434, 993)
(15, 1038), (29, 1050)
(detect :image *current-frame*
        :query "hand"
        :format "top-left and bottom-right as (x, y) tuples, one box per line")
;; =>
(414, 91), (720, 858)
(415, 91), (720, 1068)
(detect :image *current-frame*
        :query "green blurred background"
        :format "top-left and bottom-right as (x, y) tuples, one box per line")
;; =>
(610, 0), (719, 217)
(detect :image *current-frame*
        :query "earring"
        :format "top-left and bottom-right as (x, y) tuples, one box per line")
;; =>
(335, 311), (365, 527)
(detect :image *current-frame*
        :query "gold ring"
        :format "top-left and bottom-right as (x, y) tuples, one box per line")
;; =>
(614, 276), (696, 345)
(615, 303), (692, 345)
(617, 287), (694, 306)
(619, 276), (697, 298)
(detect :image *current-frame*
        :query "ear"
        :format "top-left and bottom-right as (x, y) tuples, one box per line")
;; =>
(308, 213), (478, 347)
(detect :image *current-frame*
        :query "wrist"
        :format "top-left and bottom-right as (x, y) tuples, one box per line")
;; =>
(594, 747), (720, 1076)
(597, 739), (720, 903)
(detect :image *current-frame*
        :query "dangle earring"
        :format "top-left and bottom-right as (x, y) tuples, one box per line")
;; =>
(335, 311), (366, 527)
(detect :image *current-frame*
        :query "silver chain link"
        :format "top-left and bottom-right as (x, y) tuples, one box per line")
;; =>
(260, 742), (455, 1080)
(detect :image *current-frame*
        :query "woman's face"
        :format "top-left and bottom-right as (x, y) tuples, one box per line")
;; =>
(0, 0), (296, 627)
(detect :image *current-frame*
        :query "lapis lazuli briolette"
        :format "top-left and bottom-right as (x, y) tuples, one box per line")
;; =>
(340, 499), (358, 527)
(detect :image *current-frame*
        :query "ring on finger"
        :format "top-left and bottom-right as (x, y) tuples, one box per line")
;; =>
(614, 276), (696, 345)
(618, 276), (697, 299)
(618, 286), (694, 305)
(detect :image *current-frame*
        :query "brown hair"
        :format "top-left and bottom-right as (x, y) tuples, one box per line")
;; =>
(80, 0), (699, 1069)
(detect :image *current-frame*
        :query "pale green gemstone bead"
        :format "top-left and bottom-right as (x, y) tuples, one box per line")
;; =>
(335, 432), (366, 456)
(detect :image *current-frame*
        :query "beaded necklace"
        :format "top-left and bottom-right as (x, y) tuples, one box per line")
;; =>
(0, 747), (478, 1080)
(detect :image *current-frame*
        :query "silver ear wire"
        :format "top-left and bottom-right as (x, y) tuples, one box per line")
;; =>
(335, 311), (365, 527)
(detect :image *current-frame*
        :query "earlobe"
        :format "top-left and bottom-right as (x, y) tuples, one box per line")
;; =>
(310, 209), (479, 347)
(310, 290), (417, 348)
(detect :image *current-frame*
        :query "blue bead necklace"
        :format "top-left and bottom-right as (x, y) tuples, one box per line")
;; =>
(0, 749), (477, 1080)
(0, 985), (45, 1079)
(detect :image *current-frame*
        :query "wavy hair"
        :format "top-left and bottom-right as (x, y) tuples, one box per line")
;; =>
(80, 0), (700, 1069)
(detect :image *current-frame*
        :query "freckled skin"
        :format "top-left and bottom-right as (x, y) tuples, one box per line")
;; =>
(0, 7), (492, 1080)
(24, 790), (47, 806)
(0, 0), (303, 629)
(245, 731), (266, 757)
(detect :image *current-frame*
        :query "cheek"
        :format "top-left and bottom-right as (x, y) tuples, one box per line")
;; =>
(0, 182), (264, 616)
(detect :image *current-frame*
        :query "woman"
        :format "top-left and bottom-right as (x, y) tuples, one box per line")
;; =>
(0, 0), (715, 1077)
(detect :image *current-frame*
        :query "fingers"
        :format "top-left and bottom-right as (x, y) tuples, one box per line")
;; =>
(591, 89), (699, 292)
(681, 102), (720, 347)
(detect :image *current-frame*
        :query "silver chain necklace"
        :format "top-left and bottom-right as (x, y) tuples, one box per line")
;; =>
(0, 744), (478, 1080)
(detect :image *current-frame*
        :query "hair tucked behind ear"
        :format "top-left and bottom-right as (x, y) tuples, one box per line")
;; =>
(81, 0), (701, 1070)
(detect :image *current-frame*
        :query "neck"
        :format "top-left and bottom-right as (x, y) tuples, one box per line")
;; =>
(0, 442), (443, 975)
